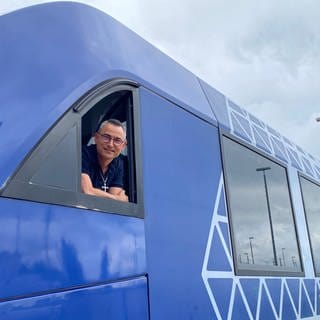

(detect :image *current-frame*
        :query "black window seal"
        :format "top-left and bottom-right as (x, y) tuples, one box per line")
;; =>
(298, 172), (320, 277)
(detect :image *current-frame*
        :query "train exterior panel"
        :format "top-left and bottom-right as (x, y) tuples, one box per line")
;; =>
(1, 2), (320, 319)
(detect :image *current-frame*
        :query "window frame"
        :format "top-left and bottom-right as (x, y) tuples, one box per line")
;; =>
(220, 130), (304, 276)
(298, 172), (320, 277)
(1, 79), (144, 218)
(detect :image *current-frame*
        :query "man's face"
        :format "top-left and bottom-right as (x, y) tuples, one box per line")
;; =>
(94, 123), (126, 162)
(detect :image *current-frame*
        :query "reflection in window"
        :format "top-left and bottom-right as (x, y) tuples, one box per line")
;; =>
(300, 177), (320, 275)
(223, 137), (302, 274)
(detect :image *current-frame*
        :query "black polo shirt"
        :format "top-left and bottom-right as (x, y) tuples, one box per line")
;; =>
(82, 145), (125, 191)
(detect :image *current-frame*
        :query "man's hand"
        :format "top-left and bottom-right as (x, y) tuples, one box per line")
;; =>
(116, 190), (128, 202)
(81, 174), (128, 202)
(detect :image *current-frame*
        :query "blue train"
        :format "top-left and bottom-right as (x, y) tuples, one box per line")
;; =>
(1, 2), (320, 319)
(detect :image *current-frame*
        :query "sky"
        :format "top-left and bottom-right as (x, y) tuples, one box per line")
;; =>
(2, 0), (320, 158)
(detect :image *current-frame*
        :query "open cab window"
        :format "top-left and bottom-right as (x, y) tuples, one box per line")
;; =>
(2, 81), (143, 218)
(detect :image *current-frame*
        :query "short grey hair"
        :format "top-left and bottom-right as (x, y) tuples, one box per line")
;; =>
(98, 119), (126, 137)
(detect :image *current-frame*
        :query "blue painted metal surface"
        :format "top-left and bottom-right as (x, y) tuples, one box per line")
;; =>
(1, 2), (320, 320)
(140, 87), (222, 319)
(0, 197), (145, 300)
(0, 276), (149, 320)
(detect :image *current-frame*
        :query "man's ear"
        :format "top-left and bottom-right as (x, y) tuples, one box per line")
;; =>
(93, 132), (98, 144)
(121, 140), (127, 151)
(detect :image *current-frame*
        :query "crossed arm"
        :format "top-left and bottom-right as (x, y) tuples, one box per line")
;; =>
(81, 173), (128, 202)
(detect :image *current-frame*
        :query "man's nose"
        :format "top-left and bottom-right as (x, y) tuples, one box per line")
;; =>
(106, 138), (115, 146)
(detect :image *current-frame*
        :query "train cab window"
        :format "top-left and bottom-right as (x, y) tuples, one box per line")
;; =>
(222, 136), (302, 276)
(299, 176), (320, 276)
(80, 89), (139, 206)
(2, 83), (143, 217)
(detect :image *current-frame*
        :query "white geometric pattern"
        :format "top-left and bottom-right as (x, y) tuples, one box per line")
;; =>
(202, 174), (320, 319)
(226, 98), (320, 181)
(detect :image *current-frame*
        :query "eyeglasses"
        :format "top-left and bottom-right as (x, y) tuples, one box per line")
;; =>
(97, 132), (125, 146)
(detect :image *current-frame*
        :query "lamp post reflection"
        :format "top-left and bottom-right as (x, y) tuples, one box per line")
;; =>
(282, 248), (286, 267)
(244, 252), (249, 264)
(249, 236), (255, 264)
(239, 253), (250, 264)
(292, 256), (297, 268)
(256, 167), (278, 266)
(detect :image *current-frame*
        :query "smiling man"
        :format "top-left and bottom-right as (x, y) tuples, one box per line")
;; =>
(81, 119), (128, 202)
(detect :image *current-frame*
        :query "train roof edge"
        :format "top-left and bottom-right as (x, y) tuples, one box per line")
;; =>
(0, 1), (319, 186)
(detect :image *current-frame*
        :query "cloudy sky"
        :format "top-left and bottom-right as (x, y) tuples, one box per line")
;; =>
(2, 0), (320, 157)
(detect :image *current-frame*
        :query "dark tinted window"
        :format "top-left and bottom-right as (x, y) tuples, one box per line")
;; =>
(223, 136), (302, 275)
(30, 125), (78, 191)
(300, 176), (320, 275)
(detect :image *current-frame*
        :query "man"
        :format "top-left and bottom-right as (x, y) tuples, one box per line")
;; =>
(81, 119), (128, 202)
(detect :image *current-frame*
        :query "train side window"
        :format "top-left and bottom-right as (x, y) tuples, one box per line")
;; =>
(299, 175), (320, 276)
(2, 83), (142, 218)
(222, 135), (303, 276)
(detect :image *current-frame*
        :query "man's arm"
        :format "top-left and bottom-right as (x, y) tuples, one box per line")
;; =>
(81, 173), (128, 202)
